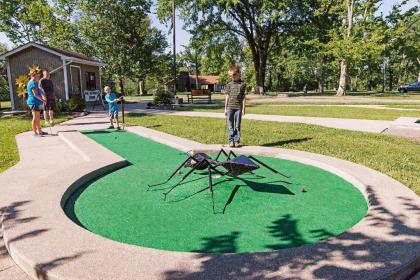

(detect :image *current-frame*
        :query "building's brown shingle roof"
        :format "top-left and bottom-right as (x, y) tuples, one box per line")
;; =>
(0, 42), (102, 64)
(43, 45), (100, 62)
(189, 75), (219, 85)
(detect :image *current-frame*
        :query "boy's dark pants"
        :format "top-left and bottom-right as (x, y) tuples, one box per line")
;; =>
(227, 108), (242, 143)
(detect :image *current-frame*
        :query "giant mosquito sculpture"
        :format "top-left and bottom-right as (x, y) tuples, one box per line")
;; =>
(147, 149), (290, 213)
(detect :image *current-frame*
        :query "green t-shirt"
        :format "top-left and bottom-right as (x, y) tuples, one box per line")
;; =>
(226, 80), (246, 109)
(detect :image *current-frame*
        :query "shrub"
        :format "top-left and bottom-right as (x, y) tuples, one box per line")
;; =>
(65, 96), (85, 112)
(153, 89), (173, 105)
(54, 99), (65, 113)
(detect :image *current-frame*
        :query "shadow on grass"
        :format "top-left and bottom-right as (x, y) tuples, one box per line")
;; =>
(163, 186), (420, 279)
(239, 178), (295, 195)
(193, 231), (240, 253)
(262, 137), (312, 147)
(82, 130), (112, 135)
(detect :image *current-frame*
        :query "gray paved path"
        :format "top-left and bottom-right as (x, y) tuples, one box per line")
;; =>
(250, 95), (420, 104)
(267, 104), (420, 111)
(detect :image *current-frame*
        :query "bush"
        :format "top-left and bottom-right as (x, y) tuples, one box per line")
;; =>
(64, 96), (85, 112)
(54, 99), (65, 113)
(153, 89), (173, 105)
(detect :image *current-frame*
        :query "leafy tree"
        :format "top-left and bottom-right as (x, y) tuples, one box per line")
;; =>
(0, 43), (9, 104)
(0, 0), (80, 49)
(385, 4), (419, 87)
(326, 0), (385, 95)
(157, 0), (308, 94)
(0, 0), (46, 44)
(77, 0), (167, 95)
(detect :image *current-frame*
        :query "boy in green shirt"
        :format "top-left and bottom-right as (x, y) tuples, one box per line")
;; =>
(224, 65), (247, 147)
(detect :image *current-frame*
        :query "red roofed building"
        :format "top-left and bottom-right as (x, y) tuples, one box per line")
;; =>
(169, 72), (223, 93)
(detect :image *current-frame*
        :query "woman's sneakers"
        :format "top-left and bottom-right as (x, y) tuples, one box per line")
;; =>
(33, 132), (43, 137)
(108, 125), (115, 129)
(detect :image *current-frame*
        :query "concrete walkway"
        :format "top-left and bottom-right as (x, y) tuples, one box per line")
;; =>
(268, 104), (420, 111)
(1, 112), (420, 279)
(250, 95), (420, 104)
(0, 114), (116, 280)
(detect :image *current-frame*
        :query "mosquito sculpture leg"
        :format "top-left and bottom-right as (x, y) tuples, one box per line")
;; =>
(147, 156), (195, 191)
(215, 148), (237, 161)
(248, 156), (291, 178)
(208, 165), (216, 214)
(162, 158), (211, 201)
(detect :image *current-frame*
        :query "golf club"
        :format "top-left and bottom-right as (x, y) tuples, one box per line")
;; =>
(121, 97), (125, 130)
(223, 113), (227, 147)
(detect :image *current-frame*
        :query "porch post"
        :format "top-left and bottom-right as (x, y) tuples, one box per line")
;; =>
(99, 67), (102, 90)
(6, 59), (16, 110)
(62, 58), (69, 100)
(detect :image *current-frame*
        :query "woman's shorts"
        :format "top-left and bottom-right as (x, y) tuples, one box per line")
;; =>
(28, 104), (42, 112)
(45, 100), (56, 111)
(109, 110), (118, 119)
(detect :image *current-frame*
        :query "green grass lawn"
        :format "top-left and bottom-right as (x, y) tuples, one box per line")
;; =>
(125, 114), (420, 195)
(0, 114), (73, 173)
(177, 103), (420, 120)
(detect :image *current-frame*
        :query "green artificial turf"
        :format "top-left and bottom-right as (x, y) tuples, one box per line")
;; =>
(65, 130), (367, 253)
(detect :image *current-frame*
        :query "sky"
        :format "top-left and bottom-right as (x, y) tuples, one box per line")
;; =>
(0, 0), (418, 52)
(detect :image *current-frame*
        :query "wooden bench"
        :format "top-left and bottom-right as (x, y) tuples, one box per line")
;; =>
(187, 89), (212, 104)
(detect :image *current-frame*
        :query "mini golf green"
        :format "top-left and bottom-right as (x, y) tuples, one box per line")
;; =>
(64, 130), (367, 253)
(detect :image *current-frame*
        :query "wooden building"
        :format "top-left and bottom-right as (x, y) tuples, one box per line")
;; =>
(168, 71), (222, 93)
(0, 42), (104, 110)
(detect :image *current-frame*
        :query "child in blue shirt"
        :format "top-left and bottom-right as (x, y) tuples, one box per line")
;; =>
(104, 86), (123, 130)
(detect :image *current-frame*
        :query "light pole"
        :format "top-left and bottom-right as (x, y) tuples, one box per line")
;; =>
(172, 0), (177, 95)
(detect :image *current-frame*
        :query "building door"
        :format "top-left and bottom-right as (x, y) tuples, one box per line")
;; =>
(70, 66), (82, 95)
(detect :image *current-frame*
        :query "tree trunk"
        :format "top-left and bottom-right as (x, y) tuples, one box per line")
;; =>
(337, 60), (348, 96)
(318, 57), (325, 93)
(336, 0), (354, 96)
(251, 48), (267, 95)
(119, 78), (125, 95)
(368, 65), (373, 91)
(195, 50), (199, 89)
(388, 69), (393, 91)
(268, 67), (273, 91)
(417, 57), (420, 82)
(139, 80), (146, 96)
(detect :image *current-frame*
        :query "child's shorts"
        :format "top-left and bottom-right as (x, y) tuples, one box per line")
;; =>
(109, 110), (118, 119)
(28, 104), (42, 112)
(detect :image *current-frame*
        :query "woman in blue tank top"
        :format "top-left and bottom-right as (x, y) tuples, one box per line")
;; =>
(27, 71), (46, 136)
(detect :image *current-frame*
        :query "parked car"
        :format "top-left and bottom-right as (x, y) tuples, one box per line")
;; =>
(398, 81), (420, 93)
